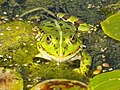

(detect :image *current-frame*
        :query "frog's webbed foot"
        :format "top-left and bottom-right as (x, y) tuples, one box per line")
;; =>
(74, 51), (92, 76)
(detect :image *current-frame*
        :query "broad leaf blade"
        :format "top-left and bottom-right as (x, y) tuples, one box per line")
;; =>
(101, 13), (120, 41)
(89, 70), (120, 90)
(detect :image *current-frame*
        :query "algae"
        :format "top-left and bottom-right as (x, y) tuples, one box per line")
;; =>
(0, 20), (37, 66)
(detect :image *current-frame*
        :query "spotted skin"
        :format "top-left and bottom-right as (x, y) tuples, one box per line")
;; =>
(20, 8), (93, 76)
(35, 20), (92, 76)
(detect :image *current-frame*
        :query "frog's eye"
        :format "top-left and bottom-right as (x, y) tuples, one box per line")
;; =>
(46, 35), (52, 45)
(69, 35), (76, 45)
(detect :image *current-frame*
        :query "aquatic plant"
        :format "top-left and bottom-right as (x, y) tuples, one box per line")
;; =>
(0, 67), (23, 90)
(101, 12), (120, 41)
(30, 79), (87, 90)
(88, 70), (120, 90)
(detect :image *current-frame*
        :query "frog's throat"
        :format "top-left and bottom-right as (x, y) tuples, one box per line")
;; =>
(38, 48), (81, 62)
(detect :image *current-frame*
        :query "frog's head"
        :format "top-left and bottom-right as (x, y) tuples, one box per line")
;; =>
(36, 20), (83, 62)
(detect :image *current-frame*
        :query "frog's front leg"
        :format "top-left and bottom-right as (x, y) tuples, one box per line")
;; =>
(74, 51), (92, 76)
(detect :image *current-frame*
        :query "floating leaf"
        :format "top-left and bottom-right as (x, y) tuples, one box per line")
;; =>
(0, 67), (23, 90)
(88, 70), (120, 90)
(101, 13), (120, 41)
(31, 79), (87, 90)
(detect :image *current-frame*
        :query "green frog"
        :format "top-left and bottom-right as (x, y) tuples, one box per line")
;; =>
(20, 8), (95, 76)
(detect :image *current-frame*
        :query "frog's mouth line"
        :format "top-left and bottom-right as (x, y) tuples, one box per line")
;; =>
(38, 45), (82, 62)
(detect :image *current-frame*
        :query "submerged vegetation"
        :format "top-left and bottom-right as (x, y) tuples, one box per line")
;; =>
(0, 0), (120, 90)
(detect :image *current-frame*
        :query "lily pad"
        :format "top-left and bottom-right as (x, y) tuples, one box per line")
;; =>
(31, 79), (87, 90)
(101, 13), (120, 41)
(88, 70), (120, 90)
(0, 67), (23, 90)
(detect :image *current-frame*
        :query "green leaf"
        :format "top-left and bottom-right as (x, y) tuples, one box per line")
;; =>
(88, 70), (120, 90)
(0, 67), (23, 90)
(101, 13), (120, 41)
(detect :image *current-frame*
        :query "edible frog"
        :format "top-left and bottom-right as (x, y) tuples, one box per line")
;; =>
(20, 8), (94, 76)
